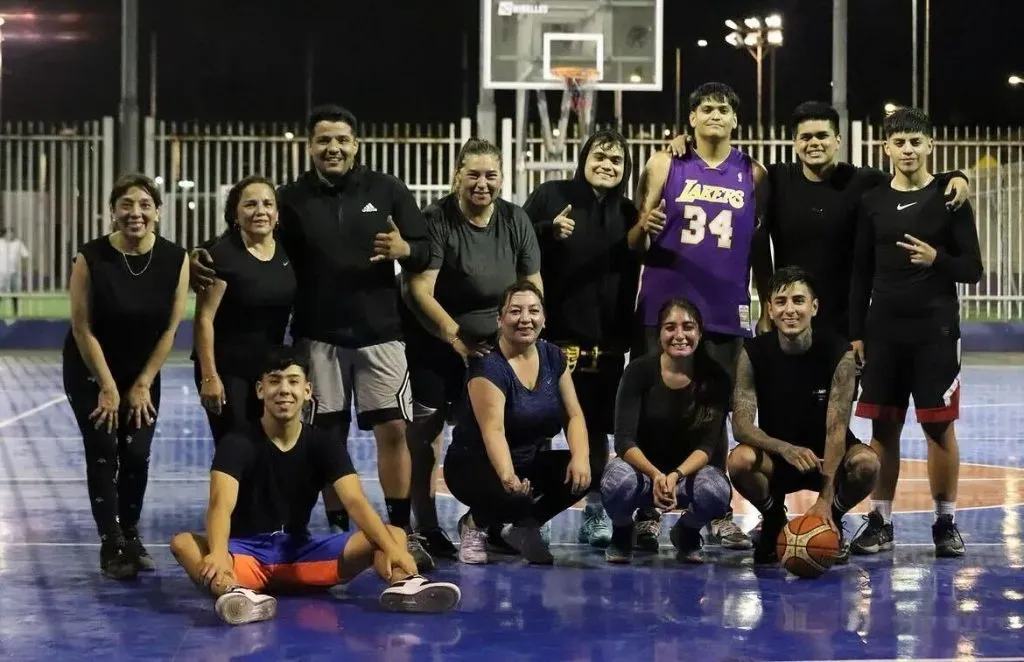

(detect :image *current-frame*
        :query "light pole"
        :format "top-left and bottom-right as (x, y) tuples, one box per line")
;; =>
(725, 14), (784, 132)
(0, 17), (5, 134)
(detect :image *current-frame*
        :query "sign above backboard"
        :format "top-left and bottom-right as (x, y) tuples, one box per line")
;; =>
(482, 0), (663, 92)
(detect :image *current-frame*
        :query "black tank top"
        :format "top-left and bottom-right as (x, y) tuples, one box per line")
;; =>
(63, 234), (185, 389)
(194, 232), (296, 380)
(744, 329), (857, 456)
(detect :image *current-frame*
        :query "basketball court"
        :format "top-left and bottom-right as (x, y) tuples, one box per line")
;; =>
(1, 2), (1021, 660)
(0, 351), (1021, 661)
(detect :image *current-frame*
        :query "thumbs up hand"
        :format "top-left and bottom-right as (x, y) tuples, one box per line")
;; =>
(370, 216), (411, 262)
(643, 200), (667, 235)
(553, 204), (575, 240)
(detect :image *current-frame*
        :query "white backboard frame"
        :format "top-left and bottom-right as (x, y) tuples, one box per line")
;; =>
(481, 0), (664, 92)
(541, 32), (605, 81)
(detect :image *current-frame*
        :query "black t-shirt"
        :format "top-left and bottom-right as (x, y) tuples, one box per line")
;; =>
(62, 235), (185, 389)
(212, 423), (357, 538)
(744, 329), (858, 457)
(765, 163), (887, 336)
(849, 180), (983, 343)
(612, 354), (728, 474)
(195, 232), (296, 380)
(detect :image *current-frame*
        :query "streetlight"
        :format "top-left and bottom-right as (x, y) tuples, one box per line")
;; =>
(725, 14), (784, 130)
(884, 102), (899, 116)
(1010, 75), (1023, 87)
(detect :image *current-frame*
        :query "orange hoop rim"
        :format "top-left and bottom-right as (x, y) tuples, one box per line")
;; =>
(550, 66), (601, 84)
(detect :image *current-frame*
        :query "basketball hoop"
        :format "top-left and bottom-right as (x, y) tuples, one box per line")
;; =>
(550, 66), (601, 116)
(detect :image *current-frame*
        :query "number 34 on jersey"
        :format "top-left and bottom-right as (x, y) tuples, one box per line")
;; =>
(674, 179), (747, 250)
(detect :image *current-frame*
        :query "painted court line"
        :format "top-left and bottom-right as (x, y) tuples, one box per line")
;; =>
(0, 541), (1010, 550)
(0, 394), (67, 430)
(772, 658), (1024, 662)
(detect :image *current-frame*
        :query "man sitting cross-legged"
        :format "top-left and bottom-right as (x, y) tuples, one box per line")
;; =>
(728, 267), (881, 564)
(170, 345), (461, 626)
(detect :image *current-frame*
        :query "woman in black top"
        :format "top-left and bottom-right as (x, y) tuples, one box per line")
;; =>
(400, 138), (542, 557)
(192, 176), (296, 442)
(599, 297), (733, 564)
(63, 173), (190, 580)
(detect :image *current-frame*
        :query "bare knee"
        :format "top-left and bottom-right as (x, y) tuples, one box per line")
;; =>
(374, 419), (407, 448)
(169, 532), (197, 558)
(844, 447), (881, 485)
(727, 444), (758, 477)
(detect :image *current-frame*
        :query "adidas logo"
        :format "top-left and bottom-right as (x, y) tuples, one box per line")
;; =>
(362, 203), (377, 212)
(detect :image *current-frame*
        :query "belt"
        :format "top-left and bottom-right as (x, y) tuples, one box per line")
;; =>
(556, 343), (615, 373)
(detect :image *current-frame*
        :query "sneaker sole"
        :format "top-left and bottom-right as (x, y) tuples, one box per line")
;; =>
(851, 541), (895, 555)
(380, 584), (461, 613)
(935, 546), (966, 558)
(216, 593), (277, 626)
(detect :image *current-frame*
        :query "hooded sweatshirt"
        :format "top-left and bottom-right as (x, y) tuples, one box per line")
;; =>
(523, 134), (640, 349)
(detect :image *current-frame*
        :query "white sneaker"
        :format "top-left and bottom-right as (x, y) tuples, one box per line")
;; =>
(379, 575), (462, 613)
(214, 587), (277, 626)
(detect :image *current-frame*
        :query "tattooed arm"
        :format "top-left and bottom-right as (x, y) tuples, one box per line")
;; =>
(817, 350), (858, 503)
(731, 348), (790, 455)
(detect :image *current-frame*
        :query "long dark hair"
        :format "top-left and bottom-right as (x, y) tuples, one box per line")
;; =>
(656, 297), (730, 427)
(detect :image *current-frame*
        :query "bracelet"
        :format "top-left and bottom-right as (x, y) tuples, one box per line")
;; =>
(201, 374), (219, 384)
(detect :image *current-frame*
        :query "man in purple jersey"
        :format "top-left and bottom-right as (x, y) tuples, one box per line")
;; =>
(626, 82), (774, 552)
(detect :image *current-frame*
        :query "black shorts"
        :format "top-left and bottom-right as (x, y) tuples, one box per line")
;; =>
(403, 323), (467, 419)
(856, 336), (961, 424)
(752, 444), (860, 495)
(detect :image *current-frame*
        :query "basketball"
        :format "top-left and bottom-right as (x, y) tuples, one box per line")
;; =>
(776, 515), (841, 579)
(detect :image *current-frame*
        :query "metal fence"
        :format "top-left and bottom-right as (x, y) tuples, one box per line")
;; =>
(0, 118), (1021, 320)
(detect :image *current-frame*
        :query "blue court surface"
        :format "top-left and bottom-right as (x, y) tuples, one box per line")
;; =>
(1, 353), (1023, 662)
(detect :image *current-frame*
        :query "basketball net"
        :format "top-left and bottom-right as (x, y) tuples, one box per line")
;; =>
(538, 66), (599, 158)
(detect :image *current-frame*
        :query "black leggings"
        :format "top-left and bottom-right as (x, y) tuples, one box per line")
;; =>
(63, 369), (162, 542)
(443, 449), (580, 529)
(192, 364), (261, 444)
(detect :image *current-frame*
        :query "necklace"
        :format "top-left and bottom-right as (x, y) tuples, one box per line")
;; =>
(118, 235), (155, 277)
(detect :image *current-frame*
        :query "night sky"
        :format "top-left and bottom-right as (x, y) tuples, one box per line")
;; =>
(0, 0), (1021, 129)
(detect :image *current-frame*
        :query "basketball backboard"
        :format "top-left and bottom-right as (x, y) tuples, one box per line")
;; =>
(482, 0), (663, 91)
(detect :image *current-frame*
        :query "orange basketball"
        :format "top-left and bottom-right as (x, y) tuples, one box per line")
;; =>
(775, 515), (840, 579)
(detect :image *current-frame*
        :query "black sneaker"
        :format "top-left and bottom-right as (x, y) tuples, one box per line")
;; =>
(669, 521), (704, 564)
(122, 528), (155, 572)
(405, 533), (436, 572)
(486, 524), (519, 555)
(832, 508), (851, 565)
(416, 526), (457, 559)
(100, 538), (138, 580)
(633, 508), (661, 552)
(932, 514), (966, 558)
(753, 504), (788, 565)
(850, 510), (894, 555)
(605, 525), (633, 564)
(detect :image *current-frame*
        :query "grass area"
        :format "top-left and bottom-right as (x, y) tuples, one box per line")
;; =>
(0, 293), (1018, 323)
(1, 293), (199, 320)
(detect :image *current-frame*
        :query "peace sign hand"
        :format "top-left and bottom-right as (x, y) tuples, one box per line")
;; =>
(370, 216), (411, 263)
(896, 233), (937, 267)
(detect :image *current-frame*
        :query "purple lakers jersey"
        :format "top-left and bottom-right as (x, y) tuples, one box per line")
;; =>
(636, 149), (757, 336)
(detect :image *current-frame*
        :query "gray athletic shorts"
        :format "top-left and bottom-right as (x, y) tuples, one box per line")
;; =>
(295, 338), (413, 430)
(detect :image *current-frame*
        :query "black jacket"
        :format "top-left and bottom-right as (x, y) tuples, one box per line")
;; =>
(276, 166), (430, 347)
(523, 135), (639, 349)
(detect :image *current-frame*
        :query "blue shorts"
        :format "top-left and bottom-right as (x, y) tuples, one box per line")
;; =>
(228, 532), (352, 591)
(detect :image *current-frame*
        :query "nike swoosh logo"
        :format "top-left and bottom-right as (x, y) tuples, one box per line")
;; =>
(897, 202), (917, 211)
